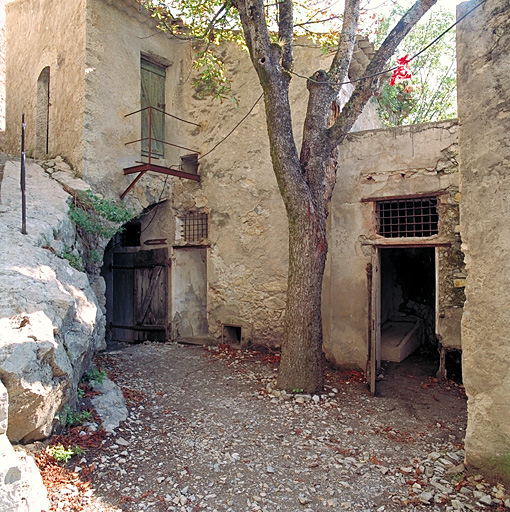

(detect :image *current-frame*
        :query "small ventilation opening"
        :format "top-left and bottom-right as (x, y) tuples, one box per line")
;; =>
(180, 153), (199, 174)
(120, 221), (141, 247)
(377, 197), (439, 238)
(222, 324), (242, 345)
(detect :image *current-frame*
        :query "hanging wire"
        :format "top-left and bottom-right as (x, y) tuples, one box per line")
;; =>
(290, 0), (488, 87)
(195, 0), (486, 160)
(198, 92), (264, 160)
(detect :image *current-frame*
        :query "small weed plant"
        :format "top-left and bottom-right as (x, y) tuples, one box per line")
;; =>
(56, 405), (92, 428)
(83, 367), (108, 385)
(69, 190), (134, 239)
(48, 444), (84, 463)
(90, 249), (103, 264)
(61, 248), (84, 272)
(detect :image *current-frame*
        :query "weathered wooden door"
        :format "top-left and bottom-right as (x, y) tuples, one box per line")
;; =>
(140, 58), (165, 158)
(369, 247), (381, 395)
(111, 248), (169, 342)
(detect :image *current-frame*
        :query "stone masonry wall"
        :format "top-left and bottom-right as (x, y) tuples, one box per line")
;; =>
(5, 0), (86, 167)
(325, 121), (461, 369)
(457, 0), (510, 483)
(173, 39), (380, 346)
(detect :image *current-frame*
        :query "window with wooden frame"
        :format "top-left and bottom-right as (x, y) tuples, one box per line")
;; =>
(376, 196), (439, 238)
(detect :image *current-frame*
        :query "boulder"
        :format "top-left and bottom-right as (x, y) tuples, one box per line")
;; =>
(0, 380), (50, 512)
(0, 158), (105, 442)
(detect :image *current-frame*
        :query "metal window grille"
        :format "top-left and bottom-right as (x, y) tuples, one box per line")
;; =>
(376, 197), (439, 238)
(182, 212), (208, 242)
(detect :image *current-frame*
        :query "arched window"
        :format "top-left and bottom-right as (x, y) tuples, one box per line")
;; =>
(35, 67), (50, 157)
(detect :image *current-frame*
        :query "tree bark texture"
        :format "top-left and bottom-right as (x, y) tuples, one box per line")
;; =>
(231, 0), (438, 393)
(277, 205), (328, 393)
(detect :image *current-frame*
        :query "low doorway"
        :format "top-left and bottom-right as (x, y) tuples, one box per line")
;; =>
(380, 247), (436, 363)
(102, 219), (170, 343)
(369, 246), (439, 394)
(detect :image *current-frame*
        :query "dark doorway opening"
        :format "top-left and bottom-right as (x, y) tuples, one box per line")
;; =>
(380, 247), (437, 364)
(375, 247), (441, 397)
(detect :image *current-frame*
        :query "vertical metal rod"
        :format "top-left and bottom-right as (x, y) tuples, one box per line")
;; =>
(21, 114), (27, 235)
(148, 106), (152, 164)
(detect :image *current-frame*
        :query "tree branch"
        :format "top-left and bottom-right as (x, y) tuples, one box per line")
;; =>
(329, 0), (438, 144)
(233, 0), (306, 213)
(329, 0), (360, 83)
(298, 0), (359, 210)
(278, 0), (294, 71)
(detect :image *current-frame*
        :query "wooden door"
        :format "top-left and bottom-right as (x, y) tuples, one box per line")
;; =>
(111, 248), (169, 342)
(134, 248), (168, 341)
(112, 252), (136, 342)
(369, 247), (381, 395)
(141, 58), (165, 158)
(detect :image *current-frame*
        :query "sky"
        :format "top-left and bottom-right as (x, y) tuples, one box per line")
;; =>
(368, 0), (465, 15)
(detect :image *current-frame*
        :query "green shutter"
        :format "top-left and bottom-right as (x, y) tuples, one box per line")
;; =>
(141, 58), (166, 158)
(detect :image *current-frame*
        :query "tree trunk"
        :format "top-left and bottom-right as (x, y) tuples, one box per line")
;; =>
(277, 203), (327, 394)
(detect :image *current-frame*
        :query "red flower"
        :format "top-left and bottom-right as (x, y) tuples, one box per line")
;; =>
(390, 54), (412, 89)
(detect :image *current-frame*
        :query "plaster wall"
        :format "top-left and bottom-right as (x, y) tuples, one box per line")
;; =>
(457, 0), (510, 483)
(83, 0), (189, 210)
(5, 0), (86, 165)
(325, 121), (462, 369)
(171, 40), (380, 346)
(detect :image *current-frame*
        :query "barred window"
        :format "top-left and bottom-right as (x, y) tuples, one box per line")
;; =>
(181, 212), (208, 242)
(376, 197), (439, 238)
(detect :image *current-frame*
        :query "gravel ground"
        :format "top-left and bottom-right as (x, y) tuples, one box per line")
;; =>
(40, 341), (510, 512)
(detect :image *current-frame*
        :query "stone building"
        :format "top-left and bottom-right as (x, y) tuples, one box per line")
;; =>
(4, 0), (379, 348)
(3, 0), (510, 483)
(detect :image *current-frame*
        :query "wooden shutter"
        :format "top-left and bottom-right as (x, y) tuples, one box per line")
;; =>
(141, 58), (166, 158)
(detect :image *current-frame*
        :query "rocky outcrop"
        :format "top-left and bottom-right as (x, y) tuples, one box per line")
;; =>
(0, 380), (49, 512)
(0, 157), (105, 443)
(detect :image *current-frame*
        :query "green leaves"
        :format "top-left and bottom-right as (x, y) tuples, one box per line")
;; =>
(376, 6), (457, 126)
(69, 190), (134, 240)
(192, 49), (237, 103)
(47, 444), (84, 463)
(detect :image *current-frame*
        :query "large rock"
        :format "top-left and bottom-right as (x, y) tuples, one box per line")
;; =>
(0, 380), (50, 512)
(0, 158), (105, 443)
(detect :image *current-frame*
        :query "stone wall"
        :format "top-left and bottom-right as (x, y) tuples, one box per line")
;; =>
(171, 39), (380, 346)
(5, 0), (86, 166)
(457, 0), (510, 483)
(324, 121), (462, 369)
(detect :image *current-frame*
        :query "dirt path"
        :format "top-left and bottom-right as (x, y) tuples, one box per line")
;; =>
(38, 341), (509, 511)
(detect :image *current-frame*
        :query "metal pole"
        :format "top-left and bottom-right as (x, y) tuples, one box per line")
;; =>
(21, 114), (27, 235)
(148, 106), (152, 164)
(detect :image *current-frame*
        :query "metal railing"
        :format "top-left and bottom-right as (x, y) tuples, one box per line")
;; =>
(124, 105), (200, 164)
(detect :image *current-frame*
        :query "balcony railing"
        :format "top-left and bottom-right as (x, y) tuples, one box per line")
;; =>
(121, 105), (200, 199)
